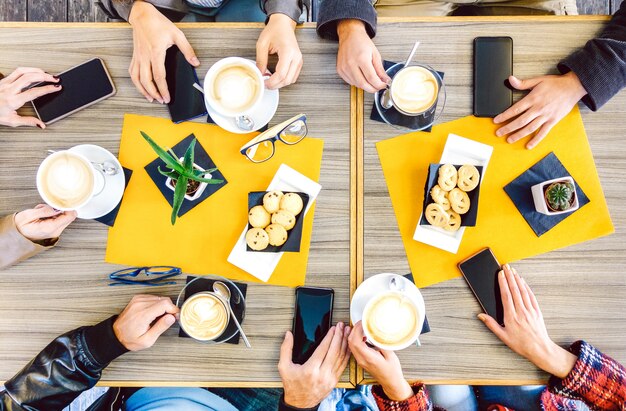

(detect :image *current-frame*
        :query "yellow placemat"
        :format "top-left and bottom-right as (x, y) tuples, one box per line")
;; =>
(106, 114), (324, 287)
(376, 106), (613, 288)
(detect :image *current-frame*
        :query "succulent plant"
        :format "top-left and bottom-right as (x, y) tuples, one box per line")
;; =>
(545, 181), (575, 212)
(141, 131), (223, 225)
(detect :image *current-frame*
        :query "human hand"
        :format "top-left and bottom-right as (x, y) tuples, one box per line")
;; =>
(0, 67), (61, 128)
(128, 1), (199, 103)
(348, 322), (413, 401)
(113, 295), (179, 351)
(279, 322), (351, 408)
(478, 264), (577, 379)
(256, 13), (302, 89)
(14, 204), (77, 241)
(336, 19), (390, 93)
(493, 72), (587, 149)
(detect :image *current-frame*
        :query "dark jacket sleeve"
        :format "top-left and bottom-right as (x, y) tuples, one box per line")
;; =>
(0, 316), (128, 411)
(558, 2), (626, 111)
(278, 394), (319, 411)
(316, 0), (377, 41)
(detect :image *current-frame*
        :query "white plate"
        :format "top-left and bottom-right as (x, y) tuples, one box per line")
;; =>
(413, 134), (493, 254)
(227, 164), (322, 282)
(68, 145), (125, 220)
(350, 273), (425, 328)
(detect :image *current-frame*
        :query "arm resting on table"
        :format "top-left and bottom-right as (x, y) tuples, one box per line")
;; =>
(0, 214), (56, 270)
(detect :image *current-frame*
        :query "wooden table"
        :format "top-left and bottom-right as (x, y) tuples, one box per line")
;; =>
(361, 16), (626, 385)
(0, 23), (355, 387)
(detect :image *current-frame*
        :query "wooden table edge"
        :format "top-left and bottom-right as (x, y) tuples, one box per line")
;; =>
(359, 377), (548, 386)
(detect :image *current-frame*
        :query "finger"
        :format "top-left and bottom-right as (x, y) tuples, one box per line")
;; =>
(146, 297), (179, 319)
(379, 348), (399, 362)
(507, 117), (544, 144)
(523, 279), (541, 313)
(52, 210), (78, 228)
(504, 265), (524, 313)
(360, 63), (387, 92)
(20, 204), (62, 221)
(494, 99), (532, 125)
(17, 84), (62, 105)
(352, 67), (377, 94)
(139, 62), (163, 103)
(174, 32), (199, 67)
(139, 313), (176, 347)
(508, 75), (542, 91)
(129, 59), (153, 103)
(266, 54), (292, 89)
(513, 269), (533, 313)
(372, 50), (391, 84)
(278, 330), (295, 368)
(11, 72), (58, 93)
(526, 121), (555, 150)
(255, 39), (270, 75)
(3, 67), (46, 84)
(283, 53), (303, 87)
(7, 115), (46, 129)
(151, 52), (170, 104)
(498, 269), (514, 318)
(496, 109), (540, 138)
(334, 326), (351, 376)
(478, 313), (508, 343)
(308, 326), (336, 365)
(321, 323), (345, 373)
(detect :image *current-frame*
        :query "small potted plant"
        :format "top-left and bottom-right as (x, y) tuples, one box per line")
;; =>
(531, 176), (579, 216)
(141, 131), (223, 225)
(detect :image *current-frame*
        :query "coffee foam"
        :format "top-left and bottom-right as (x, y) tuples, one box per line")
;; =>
(180, 293), (229, 341)
(210, 64), (260, 115)
(39, 153), (94, 209)
(390, 66), (438, 114)
(364, 292), (419, 347)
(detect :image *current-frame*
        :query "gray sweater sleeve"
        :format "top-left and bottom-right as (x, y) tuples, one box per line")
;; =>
(557, 2), (626, 111)
(263, 0), (309, 23)
(316, 0), (377, 41)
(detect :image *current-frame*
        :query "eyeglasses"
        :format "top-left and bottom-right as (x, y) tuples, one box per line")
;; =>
(108, 266), (182, 286)
(240, 114), (307, 163)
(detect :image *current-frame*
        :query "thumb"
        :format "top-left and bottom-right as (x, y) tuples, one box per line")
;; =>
(256, 40), (270, 75)
(509, 75), (541, 91)
(142, 314), (176, 348)
(279, 330), (294, 365)
(478, 313), (507, 342)
(175, 33), (199, 67)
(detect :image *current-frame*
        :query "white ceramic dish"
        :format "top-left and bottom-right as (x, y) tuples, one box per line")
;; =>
(413, 134), (493, 254)
(227, 164), (322, 282)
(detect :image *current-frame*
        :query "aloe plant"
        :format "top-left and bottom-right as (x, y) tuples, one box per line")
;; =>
(545, 181), (575, 212)
(141, 131), (223, 225)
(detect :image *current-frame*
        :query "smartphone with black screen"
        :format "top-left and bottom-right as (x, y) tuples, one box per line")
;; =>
(32, 58), (115, 125)
(165, 46), (207, 123)
(458, 248), (504, 326)
(473, 37), (513, 118)
(292, 287), (334, 365)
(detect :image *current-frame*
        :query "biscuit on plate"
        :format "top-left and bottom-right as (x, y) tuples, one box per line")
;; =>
(266, 224), (288, 246)
(444, 210), (461, 232)
(425, 203), (450, 227)
(246, 228), (269, 251)
(280, 193), (304, 216)
(263, 191), (283, 213)
(457, 165), (480, 192)
(248, 205), (271, 228)
(437, 164), (457, 192)
(449, 188), (470, 214)
(430, 185), (451, 210)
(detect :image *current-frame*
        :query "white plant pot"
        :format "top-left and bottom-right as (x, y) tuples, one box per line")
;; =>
(531, 176), (579, 216)
(165, 159), (210, 201)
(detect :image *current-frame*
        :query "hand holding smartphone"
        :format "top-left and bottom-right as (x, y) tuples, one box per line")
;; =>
(292, 286), (334, 364)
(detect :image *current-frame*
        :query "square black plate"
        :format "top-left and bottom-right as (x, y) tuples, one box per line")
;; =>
(246, 191), (309, 253)
(420, 164), (483, 227)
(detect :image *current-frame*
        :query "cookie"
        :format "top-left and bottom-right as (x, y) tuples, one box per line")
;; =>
(457, 165), (480, 192)
(444, 210), (461, 232)
(280, 193), (304, 216)
(266, 223), (288, 246)
(246, 228), (269, 251)
(263, 191), (284, 213)
(437, 164), (457, 192)
(271, 210), (296, 230)
(248, 205), (271, 228)
(425, 203), (450, 227)
(449, 188), (471, 214)
(430, 185), (451, 211)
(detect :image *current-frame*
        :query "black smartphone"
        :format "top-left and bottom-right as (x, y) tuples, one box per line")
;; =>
(473, 37), (513, 118)
(292, 286), (334, 365)
(458, 248), (504, 326)
(32, 58), (116, 125)
(165, 45), (207, 123)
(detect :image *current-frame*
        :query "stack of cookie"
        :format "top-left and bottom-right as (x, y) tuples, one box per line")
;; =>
(425, 164), (480, 232)
(246, 191), (304, 251)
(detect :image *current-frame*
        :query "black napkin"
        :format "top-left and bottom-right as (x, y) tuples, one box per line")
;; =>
(503, 152), (590, 237)
(178, 276), (248, 345)
(145, 134), (227, 219)
(94, 167), (132, 227)
(371, 60), (444, 133)
(403, 273), (430, 335)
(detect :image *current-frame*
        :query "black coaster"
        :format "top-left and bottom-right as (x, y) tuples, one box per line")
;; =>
(504, 152), (590, 237)
(178, 276), (247, 345)
(419, 164), (484, 227)
(246, 191), (309, 253)
(371, 60), (444, 133)
(94, 167), (132, 227)
(144, 134), (228, 219)
(404, 273), (430, 335)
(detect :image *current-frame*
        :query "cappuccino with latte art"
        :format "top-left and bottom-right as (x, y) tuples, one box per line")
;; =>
(180, 292), (230, 342)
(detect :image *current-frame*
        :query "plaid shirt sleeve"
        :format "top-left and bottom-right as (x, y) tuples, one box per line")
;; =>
(371, 383), (433, 411)
(542, 340), (626, 410)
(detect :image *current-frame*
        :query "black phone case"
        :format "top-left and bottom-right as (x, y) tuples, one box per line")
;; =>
(292, 286), (334, 364)
(165, 46), (207, 123)
(473, 37), (513, 118)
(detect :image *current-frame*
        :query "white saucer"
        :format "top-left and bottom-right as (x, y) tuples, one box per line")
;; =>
(350, 273), (425, 325)
(68, 145), (125, 220)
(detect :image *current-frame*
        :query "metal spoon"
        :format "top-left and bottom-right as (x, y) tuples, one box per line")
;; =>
(235, 115), (255, 132)
(380, 41), (421, 110)
(213, 281), (252, 348)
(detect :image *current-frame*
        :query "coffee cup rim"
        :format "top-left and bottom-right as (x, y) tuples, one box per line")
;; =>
(388, 63), (442, 117)
(36, 150), (97, 212)
(179, 291), (230, 342)
(204, 57), (265, 118)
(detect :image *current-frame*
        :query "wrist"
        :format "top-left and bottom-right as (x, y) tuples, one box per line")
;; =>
(564, 71), (587, 100)
(268, 13), (296, 29)
(283, 392), (319, 409)
(129, 0), (152, 25)
(337, 19), (366, 41)
(531, 341), (577, 379)
(381, 380), (413, 402)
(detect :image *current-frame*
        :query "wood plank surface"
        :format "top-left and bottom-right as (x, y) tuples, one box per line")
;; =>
(0, 24), (352, 386)
(362, 18), (626, 384)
